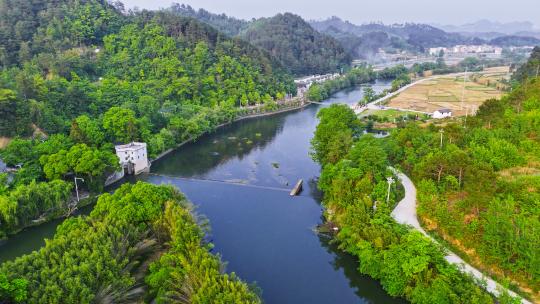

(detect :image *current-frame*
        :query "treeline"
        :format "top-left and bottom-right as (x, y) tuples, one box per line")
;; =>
(387, 77), (540, 295)
(0, 0), (295, 145)
(0, 131), (120, 239)
(0, 182), (260, 303)
(239, 13), (351, 76)
(0, 0), (298, 237)
(512, 46), (540, 83)
(310, 104), (503, 303)
(171, 7), (352, 76)
(307, 66), (376, 102)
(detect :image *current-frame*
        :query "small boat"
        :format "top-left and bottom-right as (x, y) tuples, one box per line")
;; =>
(290, 179), (303, 196)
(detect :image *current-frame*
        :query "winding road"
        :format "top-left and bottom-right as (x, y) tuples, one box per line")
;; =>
(390, 170), (532, 304)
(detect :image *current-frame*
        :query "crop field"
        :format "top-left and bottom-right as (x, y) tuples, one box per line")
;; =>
(0, 137), (11, 149)
(387, 67), (509, 116)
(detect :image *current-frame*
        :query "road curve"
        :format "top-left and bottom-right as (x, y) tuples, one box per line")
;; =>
(390, 169), (532, 304)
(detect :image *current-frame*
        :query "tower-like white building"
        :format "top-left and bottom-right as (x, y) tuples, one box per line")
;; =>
(115, 142), (150, 175)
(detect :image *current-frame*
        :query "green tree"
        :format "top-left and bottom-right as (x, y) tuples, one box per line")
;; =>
(102, 107), (139, 143)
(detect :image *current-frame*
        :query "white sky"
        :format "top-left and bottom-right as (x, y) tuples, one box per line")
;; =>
(120, 0), (539, 28)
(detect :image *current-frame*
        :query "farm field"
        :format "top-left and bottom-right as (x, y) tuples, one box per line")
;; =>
(361, 109), (429, 120)
(387, 67), (509, 116)
(0, 137), (11, 149)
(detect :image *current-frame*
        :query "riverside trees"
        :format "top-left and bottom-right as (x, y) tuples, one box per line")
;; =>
(312, 102), (503, 303)
(0, 182), (261, 303)
(390, 77), (540, 295)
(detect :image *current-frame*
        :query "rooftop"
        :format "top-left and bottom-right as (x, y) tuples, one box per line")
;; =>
(437, 108), (452, 113)
(115, 142), (147, 150)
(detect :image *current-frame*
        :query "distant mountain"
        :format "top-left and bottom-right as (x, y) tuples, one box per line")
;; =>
(172, 7), (352, 76)
(489, 35), (540, 47)
(310, 17), (473, 58)
(239, 13), (351, 76)
(435, 20), (538, 35)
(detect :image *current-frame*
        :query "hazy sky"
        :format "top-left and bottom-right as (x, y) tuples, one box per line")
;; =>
(121, 0), (538, 27)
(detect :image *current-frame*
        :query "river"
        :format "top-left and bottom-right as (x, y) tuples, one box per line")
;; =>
(0, 81), (406, 303)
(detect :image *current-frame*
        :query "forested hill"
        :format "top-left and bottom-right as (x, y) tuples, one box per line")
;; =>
(513, 46), (540, 82)
(238, 13), (351, 76)
(0, 0), (294, 142)
(169, 3), (249, 37)
(171, 6), (352, 76)
(0, 0), (296, 222)
(0, 0), (124, 67)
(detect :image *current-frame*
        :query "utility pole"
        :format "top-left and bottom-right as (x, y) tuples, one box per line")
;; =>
(386, 177), (394, 204)
(439, 129), (444, 149)
(74, 177), (85, 202)
(464, 106), (468, 127)
(461, 68), (467, 110)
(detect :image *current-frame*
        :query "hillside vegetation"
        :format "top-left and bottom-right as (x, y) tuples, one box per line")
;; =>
(1, 182), (260, 303)
(311, 51), (540, 302)
(172, 5), (352, 76)
(0, 0), (294, 247)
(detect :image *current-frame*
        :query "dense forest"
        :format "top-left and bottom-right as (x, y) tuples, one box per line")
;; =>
(388, 78), (540, 297)
(0, 182), (260, 303)
(0, 0), (297, 240)
(513, 46), (540, 82)
(238, 13), (351, 76)
(311, 105), (501, 303)
(172, 5), (352, 76)
(311, 52), (540, 302)
(169, 4), (249, 37)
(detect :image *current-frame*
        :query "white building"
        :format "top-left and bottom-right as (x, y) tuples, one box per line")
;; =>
(432, 109), (453, 119)
(115, 142), (150, 175)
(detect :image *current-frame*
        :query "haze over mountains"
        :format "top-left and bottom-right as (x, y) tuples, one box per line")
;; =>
(433, 20), (539, 36)
(170, 4), (540, 63)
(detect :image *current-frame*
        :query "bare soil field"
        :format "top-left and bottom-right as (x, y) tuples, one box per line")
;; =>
(0, 137), (11, 149)
(387, 67), (509, 116)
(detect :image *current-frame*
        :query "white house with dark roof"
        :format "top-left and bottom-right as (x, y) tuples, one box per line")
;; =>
(115, 142), (150, 175)
(432, 108), (453, 119)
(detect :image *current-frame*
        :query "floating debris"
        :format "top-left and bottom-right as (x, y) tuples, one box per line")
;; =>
(246, 140), (253, 145)
(228, 137), (237, 140)
(210, 152), (220, 156)
(271, 162), (280, 169)
(290, 179), (303, 196)
(255, 133), (262, 137)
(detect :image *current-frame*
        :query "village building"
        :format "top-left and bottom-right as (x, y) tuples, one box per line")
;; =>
(432, 108), (453, 119)
(115, 142), (150, 175)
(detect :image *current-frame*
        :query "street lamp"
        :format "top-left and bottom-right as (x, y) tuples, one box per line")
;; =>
(386, 177), (395, 204)
(74, 177), (85, 202)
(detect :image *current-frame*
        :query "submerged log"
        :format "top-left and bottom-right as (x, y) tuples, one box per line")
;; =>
(290, 179), (303, 196)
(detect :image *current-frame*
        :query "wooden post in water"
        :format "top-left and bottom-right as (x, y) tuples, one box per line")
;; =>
(290, 179), (303, 196)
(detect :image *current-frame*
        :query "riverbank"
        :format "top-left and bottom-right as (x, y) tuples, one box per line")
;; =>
(0, 195), (97, 243)
(2, 82), (409, 303)
(152, 98), (311, 163)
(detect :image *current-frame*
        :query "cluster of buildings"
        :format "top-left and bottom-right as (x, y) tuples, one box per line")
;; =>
(294, 73), (341, 95)
(428, 45), (503, 57)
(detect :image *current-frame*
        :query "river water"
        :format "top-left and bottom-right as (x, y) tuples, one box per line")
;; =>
(0, 81), (406, 303)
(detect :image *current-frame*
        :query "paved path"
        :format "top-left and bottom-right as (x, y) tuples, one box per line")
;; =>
(390, 169), (532, 304)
